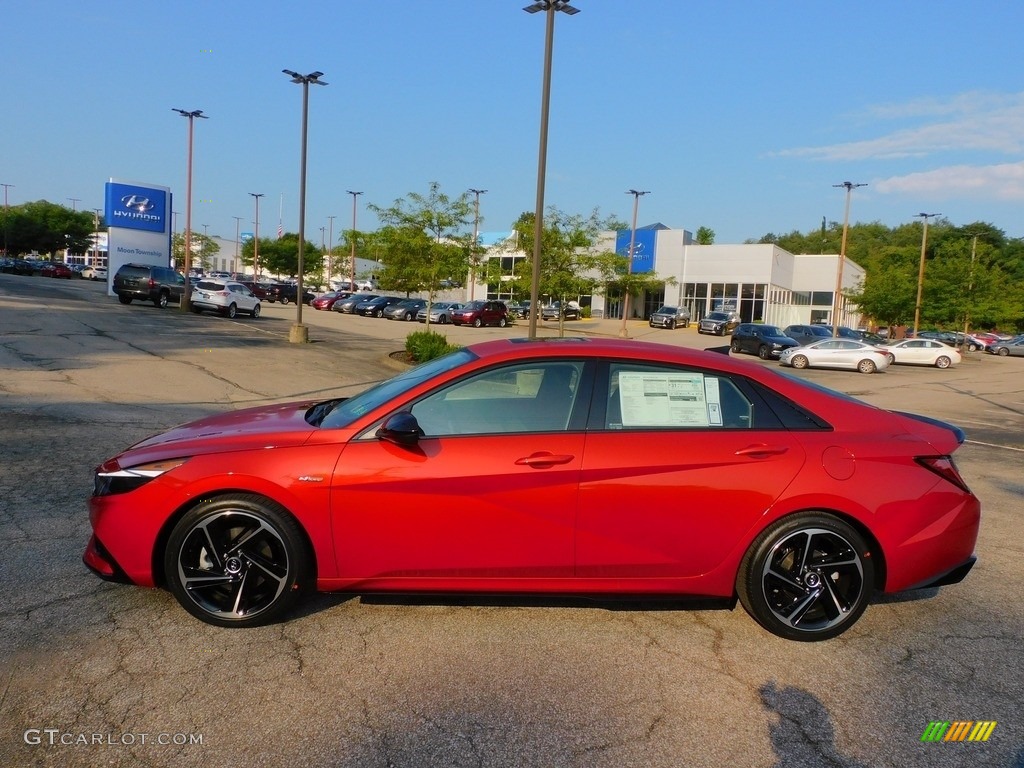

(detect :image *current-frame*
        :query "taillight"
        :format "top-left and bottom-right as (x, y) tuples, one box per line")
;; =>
(148, 278), (156, 288)
(915, 456), (972, 493)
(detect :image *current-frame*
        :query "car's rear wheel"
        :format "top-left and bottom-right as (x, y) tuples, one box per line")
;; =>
(857, 358), (877, 374)
(997, 347), (1009, 356)
(758, 345), (772, 360)
(280, 296), (290, 305)
(498, 317), (507, 328)
(251, 304), (260, 318)
(791, 355), (809, 369)
(164, 494), (311, 628)
(473, 318), (483, 328)
(118, 295), (132, 305)
(155, 291), (169, 308)
(730, 340), (741, 353)
(191, 304), (202, 314)
(225, 303), (237, 319)
(935, 355), (952, 369)
(736, 513), (874, 641)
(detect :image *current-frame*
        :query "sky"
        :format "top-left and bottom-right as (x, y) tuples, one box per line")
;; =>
(3, 1), (1023, 247)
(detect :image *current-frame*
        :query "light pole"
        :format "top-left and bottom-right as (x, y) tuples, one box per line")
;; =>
(319, 226), (326, 286)
(831, 181), (866, 336)
(249, 193), (264, 279)
(67, 198), (81, 212)
(620, 189), (648, 338)
(326, 215), (336, 285)
(232, 216), (243, 275)
(173, 108), (207, 312)
(468, 188), (487, 300)
(347, 190), (362, 290)
(201, 224), (209, 273)
(92, 208), (102, 269)
(913, 212), (941, 338)
(2, 183), (13, 256)
(283, 69), (328, 344)
(524, 0), (579, 339)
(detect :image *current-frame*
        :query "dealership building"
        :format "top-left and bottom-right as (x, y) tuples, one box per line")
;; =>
(478, 223), (865, 329)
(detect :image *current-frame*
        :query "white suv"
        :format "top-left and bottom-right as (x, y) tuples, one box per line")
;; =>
(191, 280), (261, 319)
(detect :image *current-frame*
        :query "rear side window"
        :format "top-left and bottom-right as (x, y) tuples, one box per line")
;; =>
(197, 281), (224, 290)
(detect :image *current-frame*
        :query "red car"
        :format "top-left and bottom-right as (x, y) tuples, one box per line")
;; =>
(84, 338), (979, 640)
(451, 299), (510, 327)
(40, 262), (73, 279)
(311, 291), (351, 311)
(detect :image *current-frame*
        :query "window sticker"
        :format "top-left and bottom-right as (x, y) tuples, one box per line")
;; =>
(704, 376), (724, 426)
(617, 372), (719, 427)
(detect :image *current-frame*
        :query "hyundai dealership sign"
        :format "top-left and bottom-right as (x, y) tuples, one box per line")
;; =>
(103, 179), (172, 295)
(615, 229), (656, 274)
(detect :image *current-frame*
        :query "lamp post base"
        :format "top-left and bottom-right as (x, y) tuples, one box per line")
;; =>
(289, 324), (309, 344)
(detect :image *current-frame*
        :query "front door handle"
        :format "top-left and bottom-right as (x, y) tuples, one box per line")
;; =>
(515, 452), (575, 468)
(734, 444), (789, 458)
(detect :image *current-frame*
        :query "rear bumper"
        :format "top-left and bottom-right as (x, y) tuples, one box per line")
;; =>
(907, 556), (977, 590)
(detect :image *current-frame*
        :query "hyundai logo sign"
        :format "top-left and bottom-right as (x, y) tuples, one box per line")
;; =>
(105, 183), (167, 233)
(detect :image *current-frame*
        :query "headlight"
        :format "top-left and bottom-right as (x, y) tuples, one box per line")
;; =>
(93, 458), (189, 496)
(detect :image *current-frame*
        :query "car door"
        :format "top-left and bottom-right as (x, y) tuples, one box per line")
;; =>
(329, 360), (590, 582)
(576, 361), (806, 580)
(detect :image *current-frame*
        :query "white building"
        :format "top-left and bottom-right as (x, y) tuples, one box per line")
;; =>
(475, 224), (865, 329)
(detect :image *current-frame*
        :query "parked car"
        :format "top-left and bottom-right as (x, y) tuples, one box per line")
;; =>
(779, 339), (892, 374)
(451, 300), (510, 328)
(40, 262), (73, 279)
(0, 258), (35, 276)
(311, 291), (349, 311)
(333, 293), (378, 314)
(384, 298), (427, 321)
(882, 339), (961, 368)
(541, 301), (581, 321)
(730, 324), (799, 359)
(189, 279), (261, 319)
(84, 337), (979, 641)
(357, 295), (405, 317)
(416, 301), (464, 324)
(331, 278), (377, 292)
(697, 311), (740, 336)
(239, 281), (270, 300)
(81, 266), (108, 281)
(506, 300), (532, 320)
(113, 263), (186, 308)
(649, 306), (691, 329)
(988, 338), (1024, 357)
(263, 283), (314, 305)
(783, 324), (834, 346)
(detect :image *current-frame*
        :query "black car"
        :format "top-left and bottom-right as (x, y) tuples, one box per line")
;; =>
(730, 323), (799, 359)
(333, 293), (379, 313)
(783, 324), (833, 346)
(697, 311), (740, 336)
(263, 283), (314, 305)
(383, 298), (427, 321)
(358, 295), (405, 317)
(649, 306), (691, 329)
(0, 258), (35, 276)
(113, 263), (186, 308)
(541, 301), (581, 321)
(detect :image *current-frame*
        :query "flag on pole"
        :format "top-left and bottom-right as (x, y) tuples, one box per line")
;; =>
(278, 193), (284, 239)
(277, 223), (283, 239)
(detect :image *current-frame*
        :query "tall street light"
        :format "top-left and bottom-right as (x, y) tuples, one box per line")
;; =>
(831, 181), (866, 336)
(524, 0), (579, 339)
(67, 198), (81, 212)
(283, 69), (327, 343)
(92, 208), (102, 269)
(173, 108), (207, 312)
(249, 193), (264, 279)
(620, 189), (648, 338)
(326, 215), (336, 285)
(468, 188), (487, 300)
(913, 212), (941, 338)
(347, 190), (362, 290)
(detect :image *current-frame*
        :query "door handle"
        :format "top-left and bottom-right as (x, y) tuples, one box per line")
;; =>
(734, 444), (789, 458)
(515, 452), (575, 468)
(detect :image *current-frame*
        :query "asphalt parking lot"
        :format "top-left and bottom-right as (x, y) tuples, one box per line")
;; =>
(1, 274), (1021, 768)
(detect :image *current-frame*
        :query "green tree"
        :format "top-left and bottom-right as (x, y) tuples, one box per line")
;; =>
(172, 231), (220, 271)
(696, 226), (715, 245)
(240, 233), (322, 279)
(1, 200), (96, 256)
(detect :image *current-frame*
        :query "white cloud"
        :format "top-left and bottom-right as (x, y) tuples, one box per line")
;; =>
(874, 161), (1024, 201)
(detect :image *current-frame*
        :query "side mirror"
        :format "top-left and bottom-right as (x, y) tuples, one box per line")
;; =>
(376, 411), (424, 447)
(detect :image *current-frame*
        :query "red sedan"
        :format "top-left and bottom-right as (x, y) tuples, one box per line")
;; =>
(84, 338), (979, 640)
(40, 262), (73, 279)
(311, 290), (350, 311)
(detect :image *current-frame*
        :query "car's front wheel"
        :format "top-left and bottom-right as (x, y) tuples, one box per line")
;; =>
(498, 316), (507, 328)
(736, 513), (874, 641)
(731, 341), (741, 353)
(163, 494), (311, 628)
(886, 353), (896, 365)
(155, 291), (169, 308)
(280, 296), (290, 305)
(997, 347), (1009, 356)
(251, 304), (261, 319)
(758, 345), (772, 360)
(118, 295), (132, 305)
(791, 355), (809, 369)
(473, 318), (483, 328)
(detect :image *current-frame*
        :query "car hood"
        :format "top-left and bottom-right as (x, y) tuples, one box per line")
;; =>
(109, 400), (320, 466)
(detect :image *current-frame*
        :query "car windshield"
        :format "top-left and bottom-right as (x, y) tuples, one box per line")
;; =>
(707, 312), (730, 320)
(762, 326), (784, 336)
(654, 307), (676, 314)
(317, 348), (477, 429)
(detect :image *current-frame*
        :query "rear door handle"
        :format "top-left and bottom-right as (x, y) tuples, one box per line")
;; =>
(735, 444), (789, 458)
(515, 452), (575, 468)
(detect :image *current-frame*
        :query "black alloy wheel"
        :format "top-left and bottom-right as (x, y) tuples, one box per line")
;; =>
(164, 495), (311, 628)
(758, 345), (772, 360)
(737, 513), (874, 641)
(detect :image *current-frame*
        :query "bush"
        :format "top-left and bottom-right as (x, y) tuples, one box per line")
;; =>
(405, 330), (461, 363)
(581, 306), (592, 319)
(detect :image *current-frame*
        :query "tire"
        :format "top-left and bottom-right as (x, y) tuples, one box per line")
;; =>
(251, 304), (260, 319)
(155, 291), (169, 308)
(758, 345), (772, 360)
(439, 315), (448, 324)
(498, 317), (507, 328)
(935, 356), (951, 369)
(669, 319), (676, 330)
(791, 355), (809, 369)
(191, 304), (203, 314)
(736, 513), (874, 641)
(280, 296), (290, 305)
(375, 309), (384, 318)
(473, 318), (483, 328)
(886, 353), (895, 365)
(998, 347), (1009, 356)
(404, 312), (413, 321)
(163, 494), (311, 628)
(225, 303), (237, 319)
(118, 294), (132, 305)
(731, 341), (741, 353)
(683, 319), (690, 328)
(857, 358), (877, 374)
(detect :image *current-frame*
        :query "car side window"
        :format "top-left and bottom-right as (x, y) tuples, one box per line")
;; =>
(410, 361), (585, 436)
(603, 363), (753, 430)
